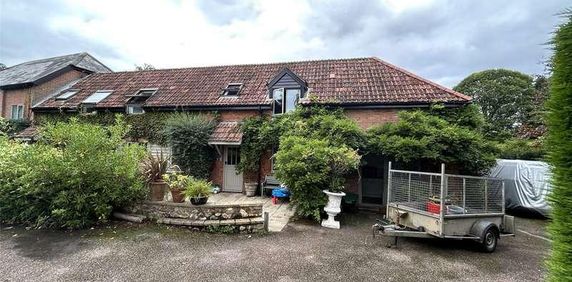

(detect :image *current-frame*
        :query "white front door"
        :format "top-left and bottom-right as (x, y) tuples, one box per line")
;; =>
(223, 146), (243, 192)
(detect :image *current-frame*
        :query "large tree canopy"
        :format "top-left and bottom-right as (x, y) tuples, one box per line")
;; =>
(546, 9), (572, 281)
(454, 69), (534, 138)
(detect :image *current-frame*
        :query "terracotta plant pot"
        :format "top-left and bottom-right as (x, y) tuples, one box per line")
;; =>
(171, 189), (185, 203)
(149, 181), (167, 201)
(190, 196), (208, 205)
(244, 183), (257, 197)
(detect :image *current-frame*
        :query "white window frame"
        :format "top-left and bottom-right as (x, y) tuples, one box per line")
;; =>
(127, 104), (145, 115)
(10, 105), (24, 120)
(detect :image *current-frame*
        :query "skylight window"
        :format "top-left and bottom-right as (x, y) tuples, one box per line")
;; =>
(222, 83), (242, 96)
(83, 90), (113, 104)
(55, 90), (78, 100)
(129, 88), (158, 97)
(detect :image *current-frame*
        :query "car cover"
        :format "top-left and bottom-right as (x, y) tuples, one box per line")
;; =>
(488, 159), (551, 217)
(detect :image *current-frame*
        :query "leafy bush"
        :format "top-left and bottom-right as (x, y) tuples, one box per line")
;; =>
(182, 178), (212, 198)
(0, 117), (146, 229)
(496, 138), (545, 160)
(0, 117), (30, 136)
(274, 136), (360, 221)
(367, 111), (497, 175)
(163, 113), (217, 179)
(546, 10), (572, 281)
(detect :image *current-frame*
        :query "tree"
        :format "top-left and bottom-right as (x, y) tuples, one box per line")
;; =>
(0, 63), (6, 70)
(454, 69), (534, 139)
(134, 63), (155, 71)
(367, 111), (497, 175)
(546, 9), (572, 281)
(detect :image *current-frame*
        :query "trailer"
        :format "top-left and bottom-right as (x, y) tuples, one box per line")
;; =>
(373, 162), (515, 252)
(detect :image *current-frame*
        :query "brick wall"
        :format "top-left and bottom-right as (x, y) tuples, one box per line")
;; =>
(344, 108), (399, 129)
(1, 69), (86, 120)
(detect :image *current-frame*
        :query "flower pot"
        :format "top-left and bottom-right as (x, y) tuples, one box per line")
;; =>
(321, 190), (346, 229)
(149, 181), (167, 201)
(171, 189), (185, 203)
(190, 196), (209, 205)
(244, 183), (257, 197)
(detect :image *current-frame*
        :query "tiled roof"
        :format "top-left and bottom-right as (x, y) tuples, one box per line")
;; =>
(0, 53), (112, 88)
(209, 122), (242, 144)
(12, 126), (39, 140)
(35, 57), (470, 109)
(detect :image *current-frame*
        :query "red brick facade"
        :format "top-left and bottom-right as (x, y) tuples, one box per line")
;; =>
(345, 108), (399, 129)
(0, 69), (86, 120)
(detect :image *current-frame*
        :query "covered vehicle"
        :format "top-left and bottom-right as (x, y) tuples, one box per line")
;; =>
(488, 159), (551, 217)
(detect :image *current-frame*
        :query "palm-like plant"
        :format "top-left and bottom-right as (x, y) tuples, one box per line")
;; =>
(141, 151), (168, 183)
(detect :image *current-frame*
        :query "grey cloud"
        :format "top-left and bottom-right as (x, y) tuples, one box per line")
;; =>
(300, 0), (567, 86)
(196, 0), (259, 26)
(0, 0), (121, 68)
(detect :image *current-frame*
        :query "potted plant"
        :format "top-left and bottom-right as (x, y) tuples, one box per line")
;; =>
(182, 178), (212, 205)
(321, 147), (360, 229)
(162, 172), (188, 203)
(244, 182), (257, 197)
(141, 153), (169, 201)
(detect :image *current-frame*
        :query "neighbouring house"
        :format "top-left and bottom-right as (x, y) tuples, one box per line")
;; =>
(0, 52), (112, 122)
(30, 57), (471, 207)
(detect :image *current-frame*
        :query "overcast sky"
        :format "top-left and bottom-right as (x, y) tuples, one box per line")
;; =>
(0, 0), (568, 87)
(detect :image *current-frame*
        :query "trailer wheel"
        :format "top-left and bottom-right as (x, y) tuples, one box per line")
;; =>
(480, 227), (498, 253)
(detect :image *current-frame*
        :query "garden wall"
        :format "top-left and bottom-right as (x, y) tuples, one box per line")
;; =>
(125, 201), (265, 233)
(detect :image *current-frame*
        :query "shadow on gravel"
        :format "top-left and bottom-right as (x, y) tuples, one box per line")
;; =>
(6, 229), (88, 260)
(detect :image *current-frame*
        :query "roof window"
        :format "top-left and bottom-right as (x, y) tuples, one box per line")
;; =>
(55, 90), (78, 100)
(128, 88), (158, 98)
(221, 83), (242, 96)
(83, 90), (113, 104)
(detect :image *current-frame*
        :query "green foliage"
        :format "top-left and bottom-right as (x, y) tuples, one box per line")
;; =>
(546, 10), (572, 281)
(162, 172), (190, 191)
(0, 117), (30, 136)
(163, 113), (217, 179)
(454, 69), (535, 139)
(274, 136), (360, 221)
(496, 138), (545, 160)
(429, 103), (485, 130)
(182, 178), (212, 198)
(141, 152), (169, 183)
(367, 111), (497, 175)
(0, 117), (146, 229)
(237, 116), (277, 173)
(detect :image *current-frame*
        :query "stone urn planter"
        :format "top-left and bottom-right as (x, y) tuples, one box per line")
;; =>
(244, 183), (257, 197)
(190, 196), (209, 205)
(149, 181), (167, 201)
(321, 190), (346, 229)
(171, 188), (185, 203)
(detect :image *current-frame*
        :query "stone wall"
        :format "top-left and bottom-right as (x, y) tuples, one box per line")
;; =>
(125, 201), (265, 233)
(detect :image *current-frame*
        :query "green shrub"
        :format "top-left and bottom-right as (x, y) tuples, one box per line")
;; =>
(163, 113), (217, 179)
(274, 136), (360, 221)
(546, 9), (572, 281)
(182, 178), (212, 198)
(496, 138), (545, 160)
(367, 110), (497, 175)
(0, 117), (30, 136)
(0, 117), (146, 229)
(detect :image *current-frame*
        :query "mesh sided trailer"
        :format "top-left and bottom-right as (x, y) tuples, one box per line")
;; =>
(375, 162), (515, 252)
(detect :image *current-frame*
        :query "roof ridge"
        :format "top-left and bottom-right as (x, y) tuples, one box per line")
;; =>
(106, 57), (373, 74)
(370, 57), (472, 101)
(4, 52), (86, 69)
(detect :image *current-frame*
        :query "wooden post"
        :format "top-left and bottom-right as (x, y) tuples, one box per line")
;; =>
(263, 211), (269, 232)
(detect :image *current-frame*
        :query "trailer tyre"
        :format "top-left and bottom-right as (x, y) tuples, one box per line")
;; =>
(480, 227), (498, 253)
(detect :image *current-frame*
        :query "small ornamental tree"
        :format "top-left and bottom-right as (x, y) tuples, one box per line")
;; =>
(367, 111), (497, 175)
(163, 113), (217, 179)
(546, 9), (572, 281)
(274, 136), (360, 221)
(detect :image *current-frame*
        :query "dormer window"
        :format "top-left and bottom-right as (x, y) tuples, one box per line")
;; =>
(272, 88), (301, 115)
(222, 83), (242, 96)
(55, 90), (78, 100)
(125, 88), (158, 115)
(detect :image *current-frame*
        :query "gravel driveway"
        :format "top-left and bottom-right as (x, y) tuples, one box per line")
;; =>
(0, 212), (549, 281)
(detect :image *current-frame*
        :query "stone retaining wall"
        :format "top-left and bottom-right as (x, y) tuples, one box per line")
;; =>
(124, 201), (265, 233)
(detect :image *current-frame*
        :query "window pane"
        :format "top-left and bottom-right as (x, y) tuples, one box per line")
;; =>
(285, 89), (300, 112)
(11, 105), (17, 120)
(273, 88), (284, 115)
(18, 106), (23, 119)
